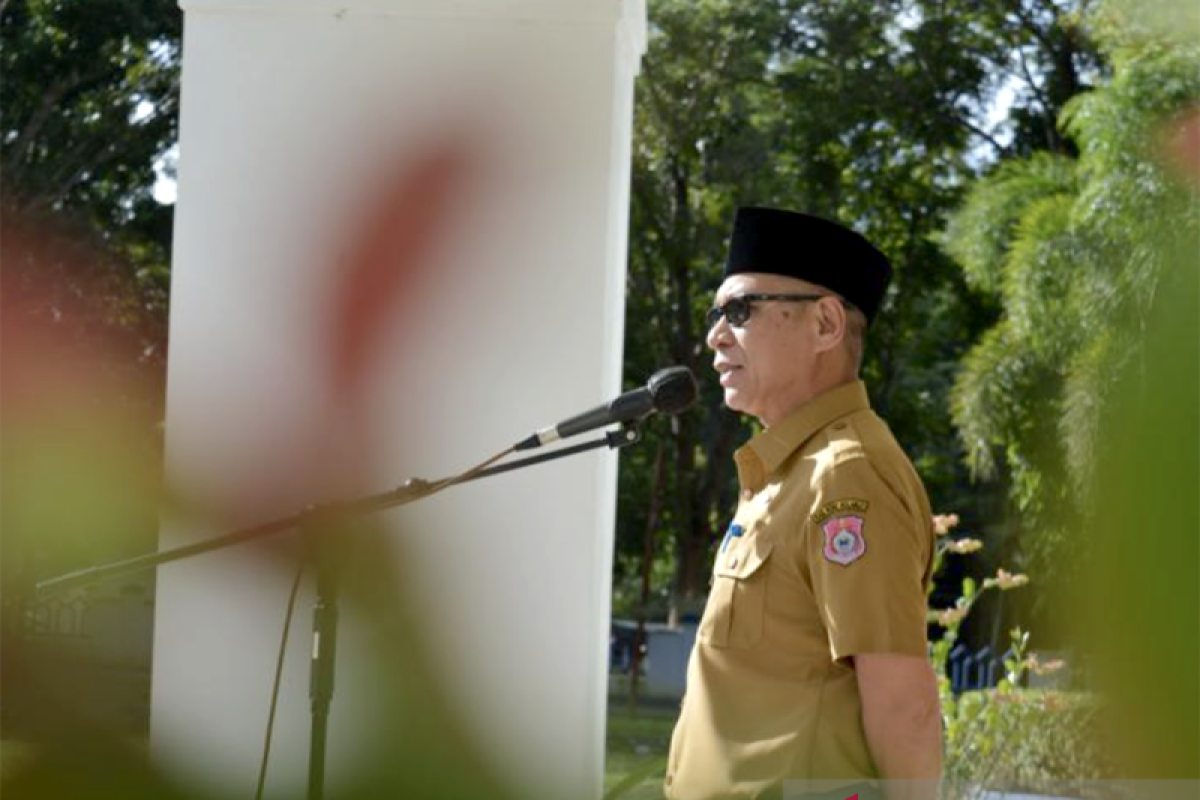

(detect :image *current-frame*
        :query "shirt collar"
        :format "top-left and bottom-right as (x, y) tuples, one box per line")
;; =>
(734, 380), (871, 492)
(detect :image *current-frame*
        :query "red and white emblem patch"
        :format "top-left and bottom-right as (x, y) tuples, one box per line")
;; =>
(822, 514), (866, 566)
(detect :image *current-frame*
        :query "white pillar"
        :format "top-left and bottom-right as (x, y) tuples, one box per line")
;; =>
(151, 2), (645, 798)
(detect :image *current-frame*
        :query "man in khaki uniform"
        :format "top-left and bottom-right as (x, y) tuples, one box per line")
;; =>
(666, 208), (942, 800)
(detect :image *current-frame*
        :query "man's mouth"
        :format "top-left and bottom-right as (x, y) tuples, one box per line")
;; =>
(715, 363), (742, 386)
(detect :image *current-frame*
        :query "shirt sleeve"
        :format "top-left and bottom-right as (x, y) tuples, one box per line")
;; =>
(805, 454), (931, 661)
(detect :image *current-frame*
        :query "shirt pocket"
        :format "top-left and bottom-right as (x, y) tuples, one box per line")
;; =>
(699, 534), (775, 649)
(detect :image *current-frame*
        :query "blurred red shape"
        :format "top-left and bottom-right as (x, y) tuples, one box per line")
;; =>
(329, 140), (473, 404)
(1164, 106), (1200, 187)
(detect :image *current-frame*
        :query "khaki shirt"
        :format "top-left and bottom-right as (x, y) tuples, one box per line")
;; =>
(665, 381), (934, 800)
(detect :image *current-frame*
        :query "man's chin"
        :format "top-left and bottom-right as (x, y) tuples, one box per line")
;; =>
(722, 389), (752, 416)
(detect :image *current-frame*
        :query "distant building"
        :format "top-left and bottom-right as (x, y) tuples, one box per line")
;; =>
(611, 619), (696, 701)
(15, 573), (155, 733)
(27, 575), (155, 667)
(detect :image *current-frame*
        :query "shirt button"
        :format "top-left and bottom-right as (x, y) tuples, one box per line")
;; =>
(728, 556), (739, 568)
(833, 421), (847, 430)
(742, 489), (753, 500)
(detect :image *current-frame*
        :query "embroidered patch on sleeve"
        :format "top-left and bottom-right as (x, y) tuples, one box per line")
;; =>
(811, 498), (869, 526)
(822, 514), (866, 566)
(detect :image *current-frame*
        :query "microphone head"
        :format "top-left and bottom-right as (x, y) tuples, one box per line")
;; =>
(647, 366), (699, 415)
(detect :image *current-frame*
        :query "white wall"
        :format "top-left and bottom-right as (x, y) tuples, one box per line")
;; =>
(151, 1), (645, 798)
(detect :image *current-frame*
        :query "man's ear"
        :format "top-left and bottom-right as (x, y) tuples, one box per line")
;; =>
(812, 297), (846, 353)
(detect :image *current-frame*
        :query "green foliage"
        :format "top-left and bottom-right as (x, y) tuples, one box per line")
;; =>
(945, 629), (1107, 791)
(943, 688), (1108, 792)
(619, 0), (1088, 618)
(603, 705), (674, 800)
(1, 0), (180, 218)
(943, 8), (1200, 575)
(1, 0), (181, 346)
(1079, 311), (1200, 775)
(621, 0), (787, 614)
(1094, 0), (1200, 62)
(929, 516), (1108, 790)
(943, 154), (1077, 297)
(611, 549), (676, 620)
(1, 0), (180, 736)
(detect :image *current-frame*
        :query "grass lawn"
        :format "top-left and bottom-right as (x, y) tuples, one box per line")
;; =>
(4, 705), (672, 798)
(604, 700), (676, 800)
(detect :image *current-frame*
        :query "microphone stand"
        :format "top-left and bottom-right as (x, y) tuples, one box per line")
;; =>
(36, 422), (644, 800)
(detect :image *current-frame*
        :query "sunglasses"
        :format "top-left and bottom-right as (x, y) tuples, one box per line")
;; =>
(705, 293), (838, 328)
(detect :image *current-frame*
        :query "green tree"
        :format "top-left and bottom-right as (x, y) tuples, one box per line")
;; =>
(943, 6), (1200, 580)
(618, 0), (784, 621)
(616, 0), (1103, 631)
(1, 0), (182, 732)
(1, 0), (181, 353)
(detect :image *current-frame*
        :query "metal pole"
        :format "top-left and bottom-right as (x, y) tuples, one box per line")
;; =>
(306, 522), (342, 800)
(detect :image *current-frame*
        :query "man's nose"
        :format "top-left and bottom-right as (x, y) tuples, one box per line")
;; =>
(706, 316), (731, 351)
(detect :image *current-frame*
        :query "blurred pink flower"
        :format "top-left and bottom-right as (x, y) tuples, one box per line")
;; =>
(1027, 654), (1066, 676)
(936, 606), (969, 627)
(945, 538), (982, 555)
(984, 569), (1029, 590)
(932, 513), (961, 536)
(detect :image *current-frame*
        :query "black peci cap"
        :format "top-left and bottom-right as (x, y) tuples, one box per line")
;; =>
(723, 207), (893, 323)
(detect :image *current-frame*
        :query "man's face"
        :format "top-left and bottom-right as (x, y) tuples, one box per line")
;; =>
(705, 272), (821, 426)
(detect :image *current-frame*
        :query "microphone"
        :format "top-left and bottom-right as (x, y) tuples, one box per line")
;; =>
(514, 366), (698, 451)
